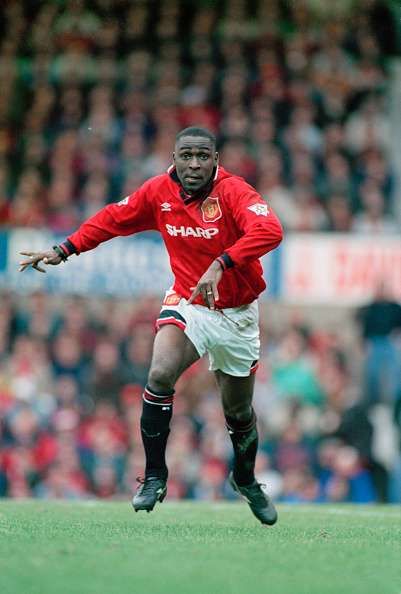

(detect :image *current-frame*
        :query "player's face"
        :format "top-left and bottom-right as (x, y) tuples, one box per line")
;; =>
(173, 136), (218, 194)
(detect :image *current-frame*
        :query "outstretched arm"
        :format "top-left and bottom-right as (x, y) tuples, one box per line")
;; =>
(19, 180), (156, 273)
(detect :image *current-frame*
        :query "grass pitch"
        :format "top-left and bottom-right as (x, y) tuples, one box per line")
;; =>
(0, 501), (400, 594)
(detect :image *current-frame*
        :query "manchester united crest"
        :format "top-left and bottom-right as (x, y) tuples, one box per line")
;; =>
(201, 196), (222, 223)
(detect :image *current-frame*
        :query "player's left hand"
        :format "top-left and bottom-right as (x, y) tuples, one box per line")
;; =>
(188, 260), (223, 310)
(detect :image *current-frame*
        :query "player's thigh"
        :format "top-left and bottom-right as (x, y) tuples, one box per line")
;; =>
(149, 324), (200, 389)
(215, 370), (255, 418)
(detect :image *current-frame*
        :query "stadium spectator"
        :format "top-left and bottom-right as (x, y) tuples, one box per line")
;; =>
(356, 284), (401, 405)
(84, 338), (125, 410)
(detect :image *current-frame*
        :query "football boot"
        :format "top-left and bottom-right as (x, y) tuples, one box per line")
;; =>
(132, 477), (167, 512)
(229, 471), (278, 526)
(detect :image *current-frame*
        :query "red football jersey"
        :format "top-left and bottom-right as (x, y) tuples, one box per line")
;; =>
(67, 166), (283, 308)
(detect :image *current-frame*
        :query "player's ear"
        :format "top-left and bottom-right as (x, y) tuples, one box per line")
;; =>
(214, 151), (219, 165)
(172, 151), (176, 163)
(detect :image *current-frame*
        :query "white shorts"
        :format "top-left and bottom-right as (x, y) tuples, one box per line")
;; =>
(156, 290), (260, 377)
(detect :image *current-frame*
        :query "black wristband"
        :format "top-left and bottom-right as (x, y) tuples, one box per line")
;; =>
(219, 252), (234, 269)
(62, 239), (77, 255)
(52, 245), (68, 262)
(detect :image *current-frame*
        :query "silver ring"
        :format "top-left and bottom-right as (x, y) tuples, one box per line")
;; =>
(207, 291), (213, 295)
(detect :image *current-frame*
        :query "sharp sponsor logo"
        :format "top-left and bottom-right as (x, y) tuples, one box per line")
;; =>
(165, 224), (219, 238)
(248, 203), (269, 216)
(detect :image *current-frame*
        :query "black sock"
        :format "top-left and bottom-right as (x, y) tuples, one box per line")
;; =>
(140, 385), (174, 480)
(225, 409), (258, 486)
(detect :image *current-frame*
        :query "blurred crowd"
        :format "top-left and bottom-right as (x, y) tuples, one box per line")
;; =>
(0, 0), (399, 234)
(1, 290), (400, 503)
(1, 1), (401, 503)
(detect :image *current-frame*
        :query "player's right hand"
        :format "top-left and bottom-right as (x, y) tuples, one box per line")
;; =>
(188, 260), (223, 310)
(19, 249), (63, 273)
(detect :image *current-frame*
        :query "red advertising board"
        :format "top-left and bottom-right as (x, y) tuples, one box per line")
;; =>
(282, 235), (401, 304)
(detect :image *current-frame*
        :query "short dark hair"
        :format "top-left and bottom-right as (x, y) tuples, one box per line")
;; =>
(175, 126), (216, 147)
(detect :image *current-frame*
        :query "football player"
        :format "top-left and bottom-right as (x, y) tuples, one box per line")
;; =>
(19, 127), (283, 525)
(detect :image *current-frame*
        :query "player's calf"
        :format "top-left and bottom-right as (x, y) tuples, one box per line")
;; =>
(225, 408), (258, 486)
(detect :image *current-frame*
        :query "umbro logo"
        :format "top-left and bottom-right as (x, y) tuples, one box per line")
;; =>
(161, 202), (172, 212)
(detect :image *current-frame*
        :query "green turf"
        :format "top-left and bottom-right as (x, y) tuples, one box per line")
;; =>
(0, 501), (400, 594)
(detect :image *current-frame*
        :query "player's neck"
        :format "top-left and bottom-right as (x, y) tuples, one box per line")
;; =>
(180, 177), (213, 203)
(171, 167), (215, 204)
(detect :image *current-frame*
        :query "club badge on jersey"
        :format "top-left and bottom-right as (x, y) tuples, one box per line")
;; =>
(201, 196), (222, 223)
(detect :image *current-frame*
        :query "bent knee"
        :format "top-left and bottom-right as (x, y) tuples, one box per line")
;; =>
(223, 404), (253, 423)
(148, 365), (177, 393)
